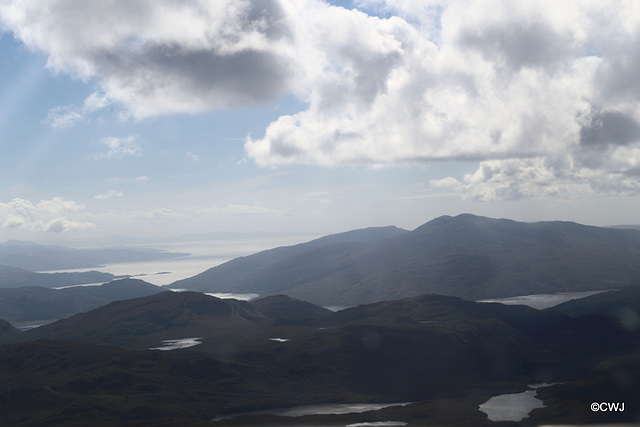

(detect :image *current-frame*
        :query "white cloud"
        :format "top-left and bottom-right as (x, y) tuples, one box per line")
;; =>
(34, 197), (86, 214)
(43, 217), (93, 233)
(3, 0), (640, 200)
(244, 0), (640, 199)
(0, 0), (299, 118)
(198, 204), (282, 216)
(93, 135), (142, 159)
(0, 197), (95, 233)
(82, 92), (112, 112)
(460, 158), (579, 202)
(44, 91), (112, 128)
(246, 1), (615, 167)
(104, 176), (149, 184)
(452, 151), (640, 201)
(43, 106), (85, 129)
(94, 190), (123, 200)
(133, 208), (180, 220)
(186, 152), (201, 162)
(429, 176), (461, 189)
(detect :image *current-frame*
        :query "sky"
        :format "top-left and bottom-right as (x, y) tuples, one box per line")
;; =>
(1, 0), (640, 244)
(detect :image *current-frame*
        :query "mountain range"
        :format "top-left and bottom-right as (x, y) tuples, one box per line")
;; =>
(3, 214), (640, 424)
(0, 240), (189, 271)
(0, 263), (119, 289)
(170, 214), (640, 305)
(1, 288), (639, 425)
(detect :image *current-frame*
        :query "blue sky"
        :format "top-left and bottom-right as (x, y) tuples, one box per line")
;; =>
(1, 0), (640, 244)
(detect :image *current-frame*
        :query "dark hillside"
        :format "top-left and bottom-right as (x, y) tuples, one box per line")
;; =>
(0, 279), (164, 325)
(549, 286), (640, 331)
(528, 354), (640, 426)
(326, 294), (633, 371)
(250, 294), (332, 321)
(0, 319), (20, 343)
(0, 286), (87, 325)
(0, 340), (264, 426)
(61, 278), (165, 300)
(20, 291), (265, 349)
(3, 291), (639, 425)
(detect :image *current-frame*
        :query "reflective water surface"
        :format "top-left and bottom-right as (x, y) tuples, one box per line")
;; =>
(148, 337), (202, 351)
(478, 383), (555, 422)
(212, 402), (412, 421)
(477, 289), (609, 309)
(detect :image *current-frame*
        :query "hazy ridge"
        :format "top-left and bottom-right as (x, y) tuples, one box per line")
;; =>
(171, 214), (640, 305)
(0, 240), (190, 271)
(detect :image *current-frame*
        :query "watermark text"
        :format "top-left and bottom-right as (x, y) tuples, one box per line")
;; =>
(591, 402), (625, 412)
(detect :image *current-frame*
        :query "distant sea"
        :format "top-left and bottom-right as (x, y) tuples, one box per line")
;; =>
(45, 235), (320, 287)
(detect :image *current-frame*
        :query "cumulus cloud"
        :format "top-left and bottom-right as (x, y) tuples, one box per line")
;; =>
(580, 111), (640, 148)
(244, 0), (640, 199)
(436, 150), (640, 202)
(0, 0), (298, 118)
(0, 197), (95, 233)
(245, 0), (640, 175)
(133, 208), (180, 220)
(43, 106), (84, 129)
(429, 176), (461, 189)
(3, 0), (640, 199)
(93, 136), (142, 158)
(44, 92), (112, 128)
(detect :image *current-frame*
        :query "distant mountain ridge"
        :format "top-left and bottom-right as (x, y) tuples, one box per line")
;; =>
(170, 214), (640, 305)
(0, 264), (118, 288)
(170, 225), (408, 299)
(0, 279), (164, 325)
(0, 240), (189, 271)
(608, 224), (640, 230)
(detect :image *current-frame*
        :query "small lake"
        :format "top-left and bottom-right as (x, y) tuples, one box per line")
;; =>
(148, 337), (202, 351)
(204, 292), (259, 301)
(325, 305), (353, 311)
(477, 289), (609, 310)
(346, 422), (407, 426)
(212, 402), (412, 421)
(478, 384), (553, 421)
